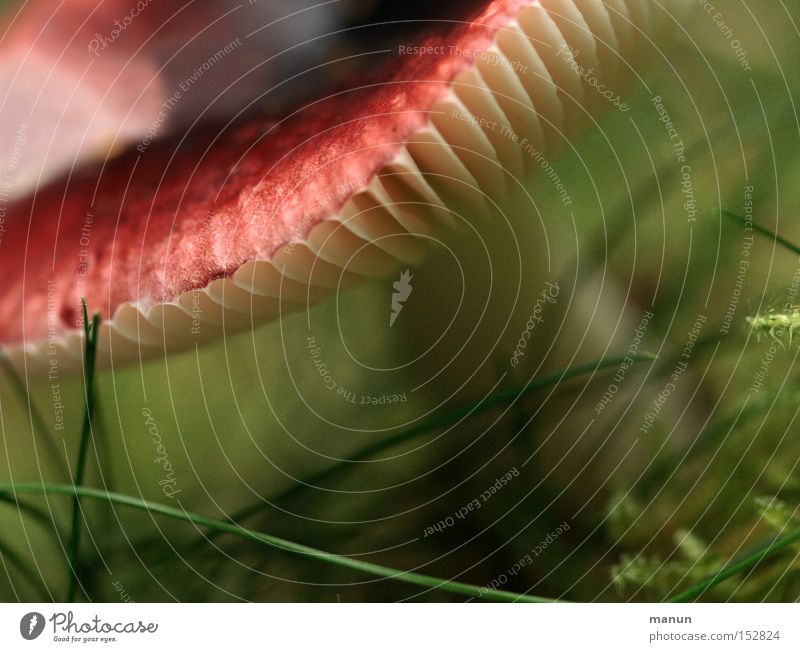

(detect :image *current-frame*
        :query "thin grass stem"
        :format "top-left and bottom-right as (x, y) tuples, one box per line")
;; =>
(722, 209), (800, 257)
(667, 527), (800, 602)
(2, 482), (555, 603)
(65, 301), (100, 603)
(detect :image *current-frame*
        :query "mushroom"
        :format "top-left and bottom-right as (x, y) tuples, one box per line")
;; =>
(0, 0), (688, 375)
(0, 0), (697, 602)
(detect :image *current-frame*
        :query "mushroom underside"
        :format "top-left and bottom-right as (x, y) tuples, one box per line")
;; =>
(1, 0), (683, 373)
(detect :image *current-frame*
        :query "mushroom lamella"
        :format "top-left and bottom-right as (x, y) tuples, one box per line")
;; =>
(0, 0), (686, 373)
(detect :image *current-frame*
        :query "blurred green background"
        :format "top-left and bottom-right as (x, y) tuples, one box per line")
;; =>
(2, 0), (800, 602)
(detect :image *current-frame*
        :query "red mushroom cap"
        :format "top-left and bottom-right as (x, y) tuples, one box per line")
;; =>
(0, 0), (338, 198)
(0, 0), (678, 371)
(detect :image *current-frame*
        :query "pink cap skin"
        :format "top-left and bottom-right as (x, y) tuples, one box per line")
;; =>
(0, 0), (674, 371)
(0, 0), (339, 199)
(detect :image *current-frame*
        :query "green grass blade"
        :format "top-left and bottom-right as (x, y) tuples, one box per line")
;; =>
(66, 301), (100, 603)
(722, 209), (800, 256)
(667, 527), (800, 602)
(1, 482), (555, 603)
(220, 352), (657, 530)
